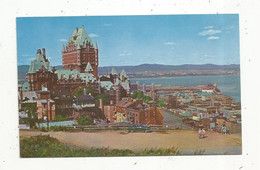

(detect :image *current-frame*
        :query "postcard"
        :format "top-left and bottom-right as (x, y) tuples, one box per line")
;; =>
(17, 15), (241, 157)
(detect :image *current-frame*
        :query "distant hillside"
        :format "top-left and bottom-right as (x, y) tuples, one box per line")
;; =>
(18, 64), (240, 82)
(18, 65), (30, 82)
(17, 65), (64, 82)
(98, 64), (240, 74)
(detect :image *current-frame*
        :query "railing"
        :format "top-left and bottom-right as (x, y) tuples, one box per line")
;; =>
(38, 124), (193, 132)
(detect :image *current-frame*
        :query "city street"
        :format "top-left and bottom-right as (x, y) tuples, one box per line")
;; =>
(163, 109), (193, 129)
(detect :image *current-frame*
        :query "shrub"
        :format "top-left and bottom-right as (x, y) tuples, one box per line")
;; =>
(73, 85), (95, 97)
(20, 135), (187, 157)
(49, 126), (68, 131)
(95, 94), (109, 105)
(131, 91), (152, 103)
(193, 149), (205, 155)
(21, 104), (40, 128)
(20, 135), (71, 157)
(76, 114), (93, 125)
(157, 99), (166, 107)
(40, 126), (48, 132)
(139, 147), (180, 156)
(53, 115), (69, 122)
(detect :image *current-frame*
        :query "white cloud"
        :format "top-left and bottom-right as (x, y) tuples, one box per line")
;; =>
(198, 29), (222, 36)
(204, 26), (214, 29)
(202, 54), (216, 58)
(119, 51), (132, 56)
(164, 41), (176, 46)
(207, 36), (220, 40)
(89, 33), (99, 38)
(22, 54), (32, 57)
(59, 38), (67, 42)
(103, 23), (112, 26)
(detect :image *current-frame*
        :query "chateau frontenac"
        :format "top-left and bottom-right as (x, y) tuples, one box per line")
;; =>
(25, 26), (130, 96)
(19, 26), (131, 121)
(62, 26), (99, 77)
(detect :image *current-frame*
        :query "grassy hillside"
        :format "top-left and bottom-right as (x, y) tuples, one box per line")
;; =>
(20, 135), (201, 157)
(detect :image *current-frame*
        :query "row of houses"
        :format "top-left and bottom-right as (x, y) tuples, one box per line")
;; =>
(164, 89), (241, 134)
(103, 97), (163, 125)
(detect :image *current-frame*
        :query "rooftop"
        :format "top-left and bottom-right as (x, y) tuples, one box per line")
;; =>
(28, 49), (52, 74)
(68, 26), (94, 49)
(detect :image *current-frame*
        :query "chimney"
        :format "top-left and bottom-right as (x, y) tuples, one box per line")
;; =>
(143, 83), (146, 93)
(19, 86), (23, 103)
(47, 99), (51, 121)
(116, 88), (120, 104)
(99, 98), (103, 111)
(37, 49), (41, 54)
(42, 48), (46, 57)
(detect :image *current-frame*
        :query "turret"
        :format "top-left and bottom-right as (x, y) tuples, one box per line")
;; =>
(52, 66), (56, 73)
(120, 69), (127, 82)
(42, 48), (47, 61)
(37, 49), (42, 54)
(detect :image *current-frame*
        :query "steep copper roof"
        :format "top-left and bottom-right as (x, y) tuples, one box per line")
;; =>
(69, 26), (93, 48)
(111, 67), (118, 75)
(28, 49), (52, 73)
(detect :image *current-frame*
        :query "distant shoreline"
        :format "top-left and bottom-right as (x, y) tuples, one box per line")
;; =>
(129, 74), (240, 81)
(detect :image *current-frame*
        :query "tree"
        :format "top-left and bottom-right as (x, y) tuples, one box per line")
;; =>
(131, 91), (152, 103)
(73, 85), (95, 97)
(131, 91), (139, 99)
(95, 94), (109, 106)
(157, 99), (166, 107)
(76, 114), (93, 125)
(53, 115), (69, 122)
(22, 104), (40, 128)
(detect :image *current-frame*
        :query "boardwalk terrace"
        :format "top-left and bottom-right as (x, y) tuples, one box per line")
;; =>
(62, 26), (99, 77)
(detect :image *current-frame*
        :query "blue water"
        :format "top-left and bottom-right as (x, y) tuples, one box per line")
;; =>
(130, 75), (241, 102)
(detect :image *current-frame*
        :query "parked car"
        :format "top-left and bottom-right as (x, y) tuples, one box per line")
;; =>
(127, 123), (152, 133)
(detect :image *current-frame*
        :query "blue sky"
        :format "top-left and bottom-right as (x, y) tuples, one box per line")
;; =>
(17, 15), (240, 67)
